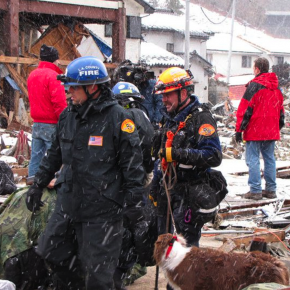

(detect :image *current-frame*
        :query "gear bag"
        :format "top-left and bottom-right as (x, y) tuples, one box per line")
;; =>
(205, 169), (228, 205)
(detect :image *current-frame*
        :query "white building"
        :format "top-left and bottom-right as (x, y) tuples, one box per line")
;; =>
(141, 9), (213, 102)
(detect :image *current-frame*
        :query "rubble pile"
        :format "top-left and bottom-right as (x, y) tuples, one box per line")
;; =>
(211, 99), (290, 163)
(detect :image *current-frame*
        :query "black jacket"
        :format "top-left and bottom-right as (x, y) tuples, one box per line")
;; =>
(151, 95), (223, 214)
(129, 108), (154, 173)
(35, 92), (145, 222)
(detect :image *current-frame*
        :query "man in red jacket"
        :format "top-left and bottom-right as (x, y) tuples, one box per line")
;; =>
(27, 44), (67, 177)
(235, 57), (285, 200)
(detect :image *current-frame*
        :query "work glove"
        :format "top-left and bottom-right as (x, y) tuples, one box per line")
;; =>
(25, 183), (44, 212)
(235, 132), (243, 143)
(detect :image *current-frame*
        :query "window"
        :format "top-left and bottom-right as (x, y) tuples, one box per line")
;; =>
(105, 23), (112, 37)
(126, 16), (141, 39)
(242, 56), (252, 68)
(277, 56), (284, 65)
(166, 43), (174, 53)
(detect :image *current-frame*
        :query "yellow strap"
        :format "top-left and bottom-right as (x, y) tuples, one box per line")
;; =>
(166, 147), (173, 162)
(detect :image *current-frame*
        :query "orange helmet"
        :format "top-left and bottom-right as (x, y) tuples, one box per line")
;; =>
(154, 67), (194, 95)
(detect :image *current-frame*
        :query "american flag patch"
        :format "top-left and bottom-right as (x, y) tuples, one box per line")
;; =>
(88, 136), (103, 146)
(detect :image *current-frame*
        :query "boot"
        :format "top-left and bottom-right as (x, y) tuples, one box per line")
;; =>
(243, 192), (262, 200)
(262, 190), (277, 199)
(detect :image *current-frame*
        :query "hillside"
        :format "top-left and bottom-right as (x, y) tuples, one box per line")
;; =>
(190, 0), (290, 37)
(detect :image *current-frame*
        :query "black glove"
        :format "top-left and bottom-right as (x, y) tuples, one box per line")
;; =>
(123, 205), (145, 230)
(152, 129), (163, 160)
(25, 184), (44, 212)
(235, 132), (242, 143)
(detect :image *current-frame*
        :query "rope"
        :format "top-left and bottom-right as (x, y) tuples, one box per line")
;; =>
(161, 163), (178, 235)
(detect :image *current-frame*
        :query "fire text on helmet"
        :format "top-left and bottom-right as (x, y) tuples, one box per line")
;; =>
(79, 68), (100, 77)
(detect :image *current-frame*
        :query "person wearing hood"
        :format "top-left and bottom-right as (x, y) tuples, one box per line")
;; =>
(27, 44), (67, 177)
(25, 56), (145, 290)
(236, 57), (285, 200)
(150, 67), (224, 255)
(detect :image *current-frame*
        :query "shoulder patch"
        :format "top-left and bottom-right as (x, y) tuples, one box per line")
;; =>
(198, 124), (215, 136)
(121, 119), (135, 133)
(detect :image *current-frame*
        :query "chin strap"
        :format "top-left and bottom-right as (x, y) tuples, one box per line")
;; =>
(83, 85), (101, 100)
(176, 89), (190, 112)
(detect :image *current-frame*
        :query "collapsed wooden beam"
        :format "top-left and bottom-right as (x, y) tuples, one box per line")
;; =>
(230, 229), (285, 247)
(0, 56), (117, 69)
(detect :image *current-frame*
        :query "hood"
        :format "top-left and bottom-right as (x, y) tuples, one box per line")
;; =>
(248, 73), (279, 90)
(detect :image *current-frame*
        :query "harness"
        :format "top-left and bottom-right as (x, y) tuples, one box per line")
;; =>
(165, 236), (178, 259)
(159, 113), (193, 234)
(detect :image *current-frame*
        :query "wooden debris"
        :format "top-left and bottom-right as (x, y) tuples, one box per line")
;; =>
(230, 228), (285, 247)
(218, 238), (237, 253)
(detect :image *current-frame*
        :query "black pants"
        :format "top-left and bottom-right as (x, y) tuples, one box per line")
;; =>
(157, 205), (202, 247)
(37, 203), (123, 290)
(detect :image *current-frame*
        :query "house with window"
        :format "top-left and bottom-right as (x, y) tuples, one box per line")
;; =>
(238, 33), (290, 67)
(140, 9), (214, 102)
(206, 33), (263, 77)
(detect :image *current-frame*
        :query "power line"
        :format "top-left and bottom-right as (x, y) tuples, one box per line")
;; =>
(199, 0), (234, 25)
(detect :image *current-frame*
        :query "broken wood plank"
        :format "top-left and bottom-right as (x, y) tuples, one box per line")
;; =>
(277, 169), (290, 178)
(218, 238), (237, 253)
(0, 55), (39, 65)
(219, 208), (263, 220)
(0, 55), (117, 69)
(220, 199), (280, 213)
(57, 24), (82, 59)
(231, 229), (285, 247)
(28, 29), (33, 54)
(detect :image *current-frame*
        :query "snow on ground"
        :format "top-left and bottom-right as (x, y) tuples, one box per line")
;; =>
(217, 159), (290, 198)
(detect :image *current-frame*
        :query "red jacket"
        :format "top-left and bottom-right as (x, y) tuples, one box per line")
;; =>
(236, 72), (284, 141)
(28, 61), (67, 124)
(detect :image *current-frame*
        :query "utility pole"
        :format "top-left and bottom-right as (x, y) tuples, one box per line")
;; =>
(185, 0), (190, 70)
(226, 0), (236, 84)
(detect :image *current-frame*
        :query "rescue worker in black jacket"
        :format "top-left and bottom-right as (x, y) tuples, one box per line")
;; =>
(25, 56), (145, 290)
(150, 67), (225, 256)
(112, 81), (154, 290)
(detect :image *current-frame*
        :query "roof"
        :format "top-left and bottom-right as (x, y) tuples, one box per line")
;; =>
(141, 11), (212, 39)
(140, 42), (184, 67)
(190, 50), (212, 67)
(135, 0), (155, 13)
(207, 33), (263, 54)
(239, 34), (290, 55)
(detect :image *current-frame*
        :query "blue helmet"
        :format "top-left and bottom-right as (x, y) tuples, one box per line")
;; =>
(57, 56), (110, 87)
(112, 82), (142, 99)
(112, 82), (147, 111)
